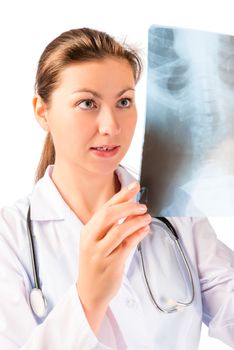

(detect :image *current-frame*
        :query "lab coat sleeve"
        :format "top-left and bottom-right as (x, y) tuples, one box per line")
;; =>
(0, 210), (126, 350)
(191, 217), (234, 348)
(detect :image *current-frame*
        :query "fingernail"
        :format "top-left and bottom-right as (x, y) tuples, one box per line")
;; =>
(137, 204), (147, 212)
(142, 225), (150, 233)
(144, 214), (152, 222)
(127, 182), (138, 191)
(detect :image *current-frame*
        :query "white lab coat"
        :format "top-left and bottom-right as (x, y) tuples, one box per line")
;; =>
(0, 165), (233, 349)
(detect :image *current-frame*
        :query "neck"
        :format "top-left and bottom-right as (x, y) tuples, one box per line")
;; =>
(51, 161), (121, 223)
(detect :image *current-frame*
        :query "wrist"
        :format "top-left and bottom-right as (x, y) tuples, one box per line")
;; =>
(76, 283), (108, 335)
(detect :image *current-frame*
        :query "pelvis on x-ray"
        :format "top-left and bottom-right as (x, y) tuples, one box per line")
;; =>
(139, 25), (234, 216)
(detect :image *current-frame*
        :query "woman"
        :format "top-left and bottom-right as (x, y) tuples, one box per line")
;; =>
(0, 28), (233, 350)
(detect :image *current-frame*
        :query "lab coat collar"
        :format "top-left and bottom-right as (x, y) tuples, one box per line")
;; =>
(29, 164), (138, 221)
(30, 165), (68, 221)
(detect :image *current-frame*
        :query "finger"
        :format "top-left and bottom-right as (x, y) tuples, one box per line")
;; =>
(105, 201), (148, 227)
(87, 200), (148, 241)
(99, 213), (152, 256)
(121, 224), (151, 259)
(110, 224), (151, 262)
(104, 181), (140, 207)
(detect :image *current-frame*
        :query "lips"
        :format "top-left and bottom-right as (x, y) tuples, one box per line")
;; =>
(91, 145), (119, 150)
(90, 145), (120, 158)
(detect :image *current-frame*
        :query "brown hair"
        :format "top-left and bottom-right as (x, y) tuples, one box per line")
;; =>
(34, 27), (143, 182)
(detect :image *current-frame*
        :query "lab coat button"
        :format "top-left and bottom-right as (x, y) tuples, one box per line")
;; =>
(126, 298), (137, 308)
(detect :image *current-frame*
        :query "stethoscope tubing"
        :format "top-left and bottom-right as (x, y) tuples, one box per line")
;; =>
(137, 216), (195, 313)
(27, 206), (40, 289)
(26, 206), (195, 317)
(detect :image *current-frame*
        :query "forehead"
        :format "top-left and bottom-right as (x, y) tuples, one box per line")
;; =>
(56, 57), (135, 93)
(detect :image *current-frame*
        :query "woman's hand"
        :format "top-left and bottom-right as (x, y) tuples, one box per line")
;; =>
(76, 181), (151, 334)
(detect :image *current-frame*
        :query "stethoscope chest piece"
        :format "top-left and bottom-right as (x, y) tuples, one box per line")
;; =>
(30, 288), (48, 318)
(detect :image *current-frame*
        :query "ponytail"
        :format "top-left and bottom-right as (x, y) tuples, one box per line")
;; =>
(35, 133), (55, 182)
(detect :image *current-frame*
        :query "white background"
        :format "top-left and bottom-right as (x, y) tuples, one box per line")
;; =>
(0, 0), (233, 348)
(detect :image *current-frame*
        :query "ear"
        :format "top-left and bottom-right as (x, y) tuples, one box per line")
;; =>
(32, 95), (50, 132)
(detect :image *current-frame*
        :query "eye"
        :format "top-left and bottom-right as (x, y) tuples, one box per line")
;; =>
(117, 98), (132, 108)
(77, 99), (96, 110)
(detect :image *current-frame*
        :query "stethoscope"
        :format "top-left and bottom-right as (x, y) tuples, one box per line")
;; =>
(136, 187), (195, 313)
(137, 217), (195, 313)
(26, 204), (195, 318)
(27, 206), (48, 318)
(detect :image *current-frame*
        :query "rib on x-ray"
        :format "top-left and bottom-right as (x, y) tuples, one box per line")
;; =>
(139, 25), (234, 216)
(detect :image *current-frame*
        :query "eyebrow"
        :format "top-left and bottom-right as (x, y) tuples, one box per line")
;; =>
(71, 88), (135, 98)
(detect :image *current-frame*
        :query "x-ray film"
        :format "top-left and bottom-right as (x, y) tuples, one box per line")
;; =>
(139, 25), (234, 216)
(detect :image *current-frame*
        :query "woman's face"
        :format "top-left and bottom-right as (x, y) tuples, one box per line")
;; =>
(38, 57), (137, 175)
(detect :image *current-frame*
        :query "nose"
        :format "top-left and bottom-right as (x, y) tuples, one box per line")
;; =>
(98, 106), (121, 136)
